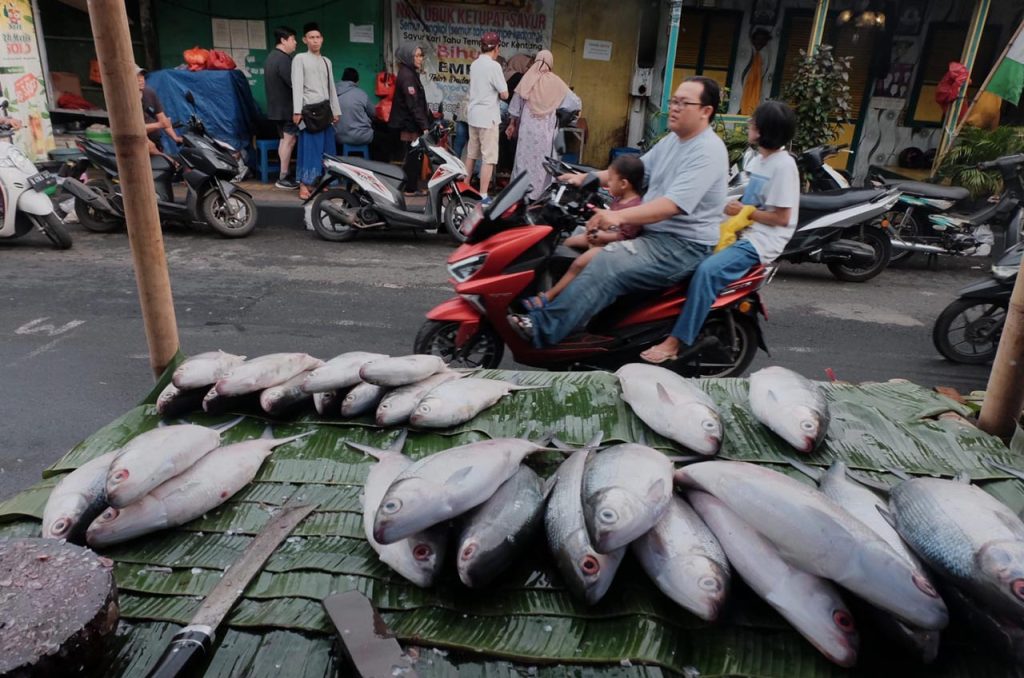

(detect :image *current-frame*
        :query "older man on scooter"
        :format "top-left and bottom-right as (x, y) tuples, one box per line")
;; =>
(508, 76), (728, 347)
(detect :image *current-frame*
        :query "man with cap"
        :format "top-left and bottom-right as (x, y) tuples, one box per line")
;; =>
(465, 31), (508, 202)
(136, 66), (181, 154)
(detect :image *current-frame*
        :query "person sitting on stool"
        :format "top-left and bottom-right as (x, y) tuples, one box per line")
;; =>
(334, 67), (374, 151)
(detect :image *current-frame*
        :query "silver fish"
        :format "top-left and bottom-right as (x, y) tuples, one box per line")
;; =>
(155, 382), (207, 418)
(349, 438), (447, 588)
(631, 495), (730, 621)
(202, 387), (259, 415)
(410, 378), (542, 429)
(215, 353), (324, 396)
(87, 431), (312, 547)
(688, 490), (859, 667)
(545, 448), (625, 604)
(889, 476), (1024, 623)
(341, 382), (388, 418)
(359, 354), (446, 387)
(301, 351), (388, 393)
(748, 366), (830, 453)
(457, 465), (546, 588)
(313, 389), (342, 416)
(615, 363), (722, 456)
(105, 424), (223, 508)
(375, 372), (461, 427)
(171, 350), (247, 390)
(676, 461), (948, 630)
(373, 438), (543, 544)
(581, 443), (673, 552)
(41, 451), (118, 544)
(260, 371), (315, 415)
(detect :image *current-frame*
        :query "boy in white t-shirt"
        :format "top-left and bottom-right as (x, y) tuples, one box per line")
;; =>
(465, 31), (509, 201)
(640, 100), (799, 364)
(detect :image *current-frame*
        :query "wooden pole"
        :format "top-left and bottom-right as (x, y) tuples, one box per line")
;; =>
(978, 256), (1024, 443)
(807, 0), (831, 55)
(87, 0), (180, 379)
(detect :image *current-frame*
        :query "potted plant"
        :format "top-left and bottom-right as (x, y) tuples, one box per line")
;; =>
(781, 45), (853, 154)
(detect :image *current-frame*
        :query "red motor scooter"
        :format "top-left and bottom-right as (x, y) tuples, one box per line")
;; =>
(413, 163), (775, 377)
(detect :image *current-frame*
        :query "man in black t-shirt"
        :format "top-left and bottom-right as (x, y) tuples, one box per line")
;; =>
(264, 26), (299, 189)
(137, 66), (181, 154)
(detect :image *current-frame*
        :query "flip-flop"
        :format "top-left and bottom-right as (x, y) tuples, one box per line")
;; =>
(523, 293), (549, 311)
(507, 314), (535, 342)
(640, 347), (679, 365)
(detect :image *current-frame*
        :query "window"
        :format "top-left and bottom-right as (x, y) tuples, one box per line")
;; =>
(673, 9), (743, 98)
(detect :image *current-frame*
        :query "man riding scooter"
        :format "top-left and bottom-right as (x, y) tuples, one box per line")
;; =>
(508, 76), (728, 348)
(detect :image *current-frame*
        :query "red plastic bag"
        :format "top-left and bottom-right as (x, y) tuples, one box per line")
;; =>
(375, 98), (392, 122)
(184, 46), (210, 72)
(208, 49), (237, 71)
(375, 72), (396, 97)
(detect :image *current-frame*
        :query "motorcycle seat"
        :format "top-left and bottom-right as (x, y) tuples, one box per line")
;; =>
(327, 154), (406, 182)
(800, 188), (886, 212)
(933, 199), (1004, 227)
(884, 180), (969, 202)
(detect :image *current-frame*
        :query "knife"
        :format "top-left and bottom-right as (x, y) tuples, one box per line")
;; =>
(145, 503), (317, 678)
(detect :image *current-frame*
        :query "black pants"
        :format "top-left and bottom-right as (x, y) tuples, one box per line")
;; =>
(401, 140), (423, 192)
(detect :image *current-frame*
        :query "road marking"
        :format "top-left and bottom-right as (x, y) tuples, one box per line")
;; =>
(16, 317), (86, 336)
(811, 303), (923, 327)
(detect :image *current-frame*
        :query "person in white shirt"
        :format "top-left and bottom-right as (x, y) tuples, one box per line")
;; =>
(291, 22), (340, 200)
(465, 31), (508, 201)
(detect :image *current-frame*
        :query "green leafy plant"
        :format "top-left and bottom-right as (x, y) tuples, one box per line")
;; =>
(936, 125), (1024, 198)
(781, 44), (853, 153)
(718, 124), (751, 168)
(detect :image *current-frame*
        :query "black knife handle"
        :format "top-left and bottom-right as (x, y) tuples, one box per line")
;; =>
(145, 625), (214, 678)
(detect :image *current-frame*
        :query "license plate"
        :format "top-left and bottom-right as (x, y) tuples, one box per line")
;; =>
(27, 171), (56, 191)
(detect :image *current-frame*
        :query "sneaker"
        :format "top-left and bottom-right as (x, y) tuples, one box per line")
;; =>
(480, 196), (492, 206)
(275, 177), (299, 190)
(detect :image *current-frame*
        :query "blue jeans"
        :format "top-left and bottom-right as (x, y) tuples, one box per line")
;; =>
(529, 231), (713, 347)
(671, 239), (760, 345)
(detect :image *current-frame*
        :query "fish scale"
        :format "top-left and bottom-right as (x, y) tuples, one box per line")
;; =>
(890, 485), (978, 580)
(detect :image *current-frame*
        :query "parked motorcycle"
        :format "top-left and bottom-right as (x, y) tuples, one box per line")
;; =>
(63, 91), (257, 238)
(305, 121), (481, 243)
(0, 97), (72, 249)
(932, 240), (1022, 364)
(413, 161), (774, 377)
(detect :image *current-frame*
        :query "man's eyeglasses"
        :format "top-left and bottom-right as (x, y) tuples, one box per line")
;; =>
(669, 98), (705, 110)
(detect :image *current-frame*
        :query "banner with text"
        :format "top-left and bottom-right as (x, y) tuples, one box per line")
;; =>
(0, 0), (54, 161)
(391, 0), (554, 116)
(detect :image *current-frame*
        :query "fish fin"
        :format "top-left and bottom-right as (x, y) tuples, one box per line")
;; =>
(655, 382), (676, 406)
(952, 470), (972, 484)
(388, 429), (409, 453)
(876, 504), (897, 529)
(531, 429), (558, 447)
(665, 454), (703, 465)
(787, 458), (823, 482)
(884, 465), (912, 481)
(269, 431), (315, 448)
(259, 424), (275, 440)
(846, 470), (894, 494)
(986, 460), (1024, 483)
(210, 414), (247, 434)
(646, 478), (666, 503)
(507, 383), (548, 392)
(583, 432), (604, 450)
(445, 466), (474, 487)
(637, 429), (649, 447)
(347, 441), (388, 461)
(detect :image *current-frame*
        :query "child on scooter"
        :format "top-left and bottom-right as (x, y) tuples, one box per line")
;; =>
(523, 155), (644, 309)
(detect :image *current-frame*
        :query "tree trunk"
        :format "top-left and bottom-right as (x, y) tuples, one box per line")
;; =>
(978, 256), (1024, 442)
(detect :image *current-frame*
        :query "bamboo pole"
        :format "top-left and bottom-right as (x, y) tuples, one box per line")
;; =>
(807, 0), (831, 55)
(87, 0), (180, 379)
(978, 256), (1024, 443)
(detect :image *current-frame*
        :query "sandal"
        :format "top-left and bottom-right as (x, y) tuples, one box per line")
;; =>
(640, 346), (679, 365)
(523, 293), (549, 311)
(507, 313), (535, 342)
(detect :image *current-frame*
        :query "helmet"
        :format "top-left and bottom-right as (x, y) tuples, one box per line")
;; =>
(481, 31), (500, 50)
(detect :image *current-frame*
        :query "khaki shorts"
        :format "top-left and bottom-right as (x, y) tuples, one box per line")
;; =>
(467, 124), (499, 164)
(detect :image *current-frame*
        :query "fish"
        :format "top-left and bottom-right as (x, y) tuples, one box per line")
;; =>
(359, 354), (447, 387)
(372, 438), (545, 544)
(748, 366), (830, 453)
(410, 378), (544, 429)
(545, 447), (625, 604)
(375, 372), (461, 427)
(260, 371), (315, 416)
(171, 350), (247, 390)
(615, 363), (722, 456)
(105, 424), (223, 508)
(155, 382), (207, 418)
(581, 443), (674, 552)
(202, 387), (260, 415)
(687, 490), (859, 667)
(631, 494), (730, 621)
(214, 353), (324, 397)
(676, 461), (948, 630)
(888, 476), (1024, 623)
(41, 451), (119, 544)
(86, 431), (313, 547)
(301, 352), (389, 393)
(341, 382), (388, 418)
(457, 465), (547, 588)
(313, 389), (342, 416)
(349, 435), (447, 588)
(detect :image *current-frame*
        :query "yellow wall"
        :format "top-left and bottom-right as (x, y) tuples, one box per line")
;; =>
(551, 0), (641, 166)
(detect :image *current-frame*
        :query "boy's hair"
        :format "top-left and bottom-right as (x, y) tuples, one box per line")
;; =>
(273, 26), (296, 46)
(683, 75), (721, 123)
(609, 155), (645, 193)
(342, 67), (359, 83)
(303, 22), (321, 36)
(752, 100), (797, 150)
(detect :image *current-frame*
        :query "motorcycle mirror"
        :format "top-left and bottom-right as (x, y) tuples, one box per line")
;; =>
(0, 96), (9, 112)
(580, 172), (601, 191)
(185, 91), (196, 106)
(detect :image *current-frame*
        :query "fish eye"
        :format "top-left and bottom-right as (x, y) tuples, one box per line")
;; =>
(460, 543), (477, 561)
(699, 576), (721, 592)
(50, 518), (70, 536)
(413, 543), (433, 561)
(417, 404), (430, 413)
(111, 469), (129, 482)
(99, 508), (119, 522)
(381, 498), (402, 514)
(800, 420), (816, 432)
(598, 508), (617, 524)
(832, 609), (855, 632)
(913, 571), (939, 597)
(1012, 579), (1024, 600)
(580, 555), (601, 575)
(701, 419), (718, 432)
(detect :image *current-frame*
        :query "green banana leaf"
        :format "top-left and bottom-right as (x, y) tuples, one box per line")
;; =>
(3, 366), (1023, 677)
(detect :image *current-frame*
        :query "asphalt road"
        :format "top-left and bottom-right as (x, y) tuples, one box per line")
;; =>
(0, 219), (994, 501)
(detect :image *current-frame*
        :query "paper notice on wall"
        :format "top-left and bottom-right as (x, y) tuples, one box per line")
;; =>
(350, 24), (374, 44)
(212, 18), (231, 48)
(247, 20), (266, 50)
(0, 0), (54, 161)
(583, 39), (612, 61)
(229, 19), (249, 49)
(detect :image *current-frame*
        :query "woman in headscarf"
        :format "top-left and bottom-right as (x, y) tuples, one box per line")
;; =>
(503, 53), (533, 93)
(505, 50), (581, 198)
(389, 44), (431, 195)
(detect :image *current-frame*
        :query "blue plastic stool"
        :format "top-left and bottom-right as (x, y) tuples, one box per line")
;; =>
(256, 139), (280, 183)
(342, 143), (370, 158)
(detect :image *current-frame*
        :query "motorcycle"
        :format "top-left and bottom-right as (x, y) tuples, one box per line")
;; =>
(0, 97), (73, 249)
(305, 121), (482, 243)
(63, 91), (257, 238)
(413, 161), (775, 378)
(932, 240), (1022, 364)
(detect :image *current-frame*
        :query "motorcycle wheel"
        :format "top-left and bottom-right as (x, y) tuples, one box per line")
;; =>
(827, 225), (892, 282)
(413, 319), (505, 369)
(201, 190), (257, 238)
(443, 192), (479, 244)
(932, 298), (1006, 364)
(310, 188), (358, 242)
(884, 209), (919, 266)
(33, 213), (73, 250)
(669, 312), (758, 378)
(74, 179), (124, 233)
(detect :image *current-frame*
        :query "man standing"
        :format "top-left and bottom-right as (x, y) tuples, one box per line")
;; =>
(264, 26), (298, 189)
(334, 68), (374, 148)
(465, 31), (508, 202)
(292, 22), (340, 200)
(137, 66), (181, 154)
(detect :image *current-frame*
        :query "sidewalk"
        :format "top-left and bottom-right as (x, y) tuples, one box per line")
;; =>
(243, 179), (430, 230)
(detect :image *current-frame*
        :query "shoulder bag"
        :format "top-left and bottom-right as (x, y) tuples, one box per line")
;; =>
(301, 57), (334, 133)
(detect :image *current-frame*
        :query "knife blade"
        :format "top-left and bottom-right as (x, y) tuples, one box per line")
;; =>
(145, 503), (317, 678)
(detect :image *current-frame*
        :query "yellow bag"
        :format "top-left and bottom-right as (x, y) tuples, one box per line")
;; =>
(715, 205), (757, 252)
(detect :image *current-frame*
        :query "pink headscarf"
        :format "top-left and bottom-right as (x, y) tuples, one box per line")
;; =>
(516, 50), (570, 117)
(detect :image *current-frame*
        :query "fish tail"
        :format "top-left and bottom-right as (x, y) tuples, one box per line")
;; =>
(269, 431), (315, 448)
(211, 414), (247, 434)
(787, 458), (824, 482)
(347, 440), (388, 460)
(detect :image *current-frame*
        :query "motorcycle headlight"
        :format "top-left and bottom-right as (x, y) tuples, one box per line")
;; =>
(991, 264), (1018, 281)
(448, 253), (487, 282)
